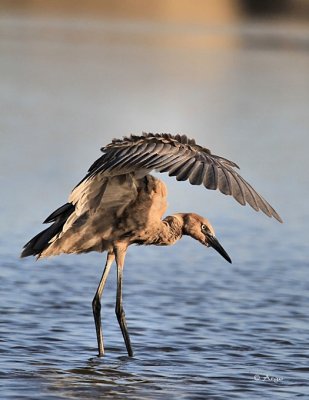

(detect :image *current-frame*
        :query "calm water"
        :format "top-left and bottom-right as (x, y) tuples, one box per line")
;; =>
(0, 13), (309, 399)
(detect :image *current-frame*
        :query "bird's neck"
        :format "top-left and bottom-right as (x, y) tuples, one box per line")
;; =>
(154, 214), (184, 246)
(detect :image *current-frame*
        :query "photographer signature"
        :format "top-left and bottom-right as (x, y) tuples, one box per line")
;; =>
(254, 374), (283, 383)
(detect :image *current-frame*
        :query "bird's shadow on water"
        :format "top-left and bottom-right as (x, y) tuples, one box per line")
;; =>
(47, 352), (167, 399)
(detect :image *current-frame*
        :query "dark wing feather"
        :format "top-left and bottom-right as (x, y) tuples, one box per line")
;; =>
(204, 163), (218, 190)
(44, 203), (75, 223)
(189, 161), (204, 185)
(79, 133), (282, 222)
(218, 167), (232, 196)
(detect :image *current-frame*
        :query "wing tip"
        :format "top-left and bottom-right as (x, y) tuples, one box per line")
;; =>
(243, 196), (283, 223)
(271, 210), (284, 223)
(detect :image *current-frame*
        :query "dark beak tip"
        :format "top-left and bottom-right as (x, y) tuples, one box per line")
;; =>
(222, 253), (232, 264)
(207, 235), (232, 264)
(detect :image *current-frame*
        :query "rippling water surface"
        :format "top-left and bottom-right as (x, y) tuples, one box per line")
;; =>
(0, 11), (308, 399)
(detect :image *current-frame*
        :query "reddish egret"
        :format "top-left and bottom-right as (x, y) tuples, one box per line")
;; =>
(21, 133), (282, 357)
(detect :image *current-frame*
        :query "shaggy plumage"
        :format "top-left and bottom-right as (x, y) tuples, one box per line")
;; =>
(21, 133), (282, 357)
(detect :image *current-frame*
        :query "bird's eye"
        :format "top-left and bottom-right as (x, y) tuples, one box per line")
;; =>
(201, 224), (207, 232)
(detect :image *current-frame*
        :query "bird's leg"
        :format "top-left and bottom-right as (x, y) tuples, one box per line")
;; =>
(92, 251), (115, 357)
(114, 244), (133, 357)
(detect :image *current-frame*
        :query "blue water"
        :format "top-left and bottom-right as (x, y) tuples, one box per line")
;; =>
(0, 12), (308, 399)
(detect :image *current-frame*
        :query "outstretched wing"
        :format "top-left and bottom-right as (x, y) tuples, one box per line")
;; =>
(80, 132), (282, 222)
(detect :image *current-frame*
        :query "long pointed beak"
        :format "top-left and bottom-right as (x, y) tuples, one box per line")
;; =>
(206, 235), (232, 264)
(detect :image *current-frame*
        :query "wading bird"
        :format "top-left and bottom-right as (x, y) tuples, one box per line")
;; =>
(21, 133), (282, 357)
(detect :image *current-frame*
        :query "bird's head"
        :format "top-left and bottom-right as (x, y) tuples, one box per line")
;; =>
(178, 213), (232, 263)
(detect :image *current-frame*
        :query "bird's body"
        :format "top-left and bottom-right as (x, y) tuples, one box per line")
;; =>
(22, 133), (282, 357)
(39, 174), (177, 256)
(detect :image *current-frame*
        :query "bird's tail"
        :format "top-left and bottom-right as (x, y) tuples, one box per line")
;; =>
(21, 203), (74, 258)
